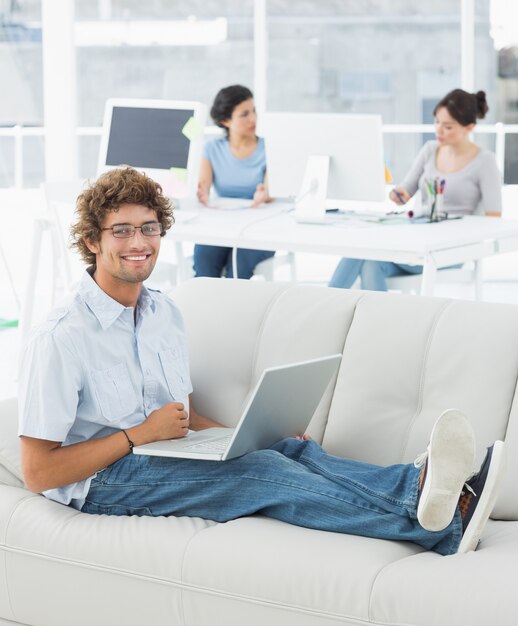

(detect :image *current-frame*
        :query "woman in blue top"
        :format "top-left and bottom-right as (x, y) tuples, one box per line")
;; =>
(194, 85), (275, 278)
(328, 89), (502, 291)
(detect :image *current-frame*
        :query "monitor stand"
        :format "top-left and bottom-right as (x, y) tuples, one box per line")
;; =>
(294, 155), (329, 224)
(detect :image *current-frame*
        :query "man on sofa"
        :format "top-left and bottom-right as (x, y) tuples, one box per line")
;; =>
(18, 167), (506, 556)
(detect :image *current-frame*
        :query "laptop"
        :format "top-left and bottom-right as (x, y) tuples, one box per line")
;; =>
(132, 354), (342, 461)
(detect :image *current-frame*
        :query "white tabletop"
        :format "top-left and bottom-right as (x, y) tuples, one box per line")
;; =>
(168, 202), (518, 268)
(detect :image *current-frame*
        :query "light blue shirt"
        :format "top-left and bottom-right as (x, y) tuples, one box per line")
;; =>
(18, 270), (193, 509)
(203, 136), (266, 199)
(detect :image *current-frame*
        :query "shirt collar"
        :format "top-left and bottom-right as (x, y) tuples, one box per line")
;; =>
(79, 268), (157, 329)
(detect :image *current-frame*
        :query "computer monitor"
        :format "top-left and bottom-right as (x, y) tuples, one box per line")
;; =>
(98, 98), (208, 197)
(263, 113), (386, 222)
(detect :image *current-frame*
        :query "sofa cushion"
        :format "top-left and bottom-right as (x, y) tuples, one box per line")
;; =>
(172, 278), (289, 429)
(181, 515), (423, 625)
(0, 486), (216, 626)
(250, 285), (363, 441)
(0, 398), (24, 488)
(369, 520), (518, 626)
(173, 279), (363, 443)
(324, 294), (518, 520)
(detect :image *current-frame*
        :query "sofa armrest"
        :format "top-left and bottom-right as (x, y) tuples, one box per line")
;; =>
(0, 398), (24, 488)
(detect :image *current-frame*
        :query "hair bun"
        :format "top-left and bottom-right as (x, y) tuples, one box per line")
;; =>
(474, 90), (489, 119)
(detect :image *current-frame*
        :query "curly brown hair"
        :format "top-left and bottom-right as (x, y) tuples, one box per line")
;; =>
(70, 167), (174, 266)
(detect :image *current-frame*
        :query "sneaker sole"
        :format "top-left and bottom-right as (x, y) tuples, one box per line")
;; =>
(417, 409), (476, 532)
(457, 440), (507, 553)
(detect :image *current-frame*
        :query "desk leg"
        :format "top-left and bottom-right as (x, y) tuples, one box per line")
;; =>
(420, 257), (437, 296)
(231, 247), (238, 279)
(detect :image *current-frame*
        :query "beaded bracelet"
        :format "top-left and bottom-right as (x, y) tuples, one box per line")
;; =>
(121, 429), (134, 453)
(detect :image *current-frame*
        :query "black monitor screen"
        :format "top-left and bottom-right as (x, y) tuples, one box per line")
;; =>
(105, 107), (194, 169)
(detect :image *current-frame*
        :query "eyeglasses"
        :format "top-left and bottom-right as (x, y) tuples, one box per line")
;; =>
(101, 222), (164, 238)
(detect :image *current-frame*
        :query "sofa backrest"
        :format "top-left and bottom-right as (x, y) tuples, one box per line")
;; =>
(173, 278), (361, 442)
(174, 279), (518, 521)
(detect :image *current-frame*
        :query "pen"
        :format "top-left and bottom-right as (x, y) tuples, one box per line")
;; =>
(392, 190), (405, 204)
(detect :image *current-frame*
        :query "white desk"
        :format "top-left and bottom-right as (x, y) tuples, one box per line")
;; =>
(167, 203), (518, 296)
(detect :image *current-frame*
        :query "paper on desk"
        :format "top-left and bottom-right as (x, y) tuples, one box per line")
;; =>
(173, 210), (199, 223)
(209, 197), (253, 210)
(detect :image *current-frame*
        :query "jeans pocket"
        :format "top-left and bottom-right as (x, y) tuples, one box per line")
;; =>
(159, 347), (193, 401)
(91, 361), (138, 422)
(82, 501), (152, 517)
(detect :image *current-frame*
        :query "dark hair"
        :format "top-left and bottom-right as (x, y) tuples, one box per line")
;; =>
(210, 85), (254, 136)
(433, 89), (489, 126)
(70, 167), (174, 266)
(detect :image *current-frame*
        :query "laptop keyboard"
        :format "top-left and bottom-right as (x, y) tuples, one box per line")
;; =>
(183, 434), (233, 453)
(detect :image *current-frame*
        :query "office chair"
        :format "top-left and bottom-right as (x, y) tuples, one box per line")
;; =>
(385, 263), (481, 299)
(172, 248), (297, 282)
(254, 252), (297, 281)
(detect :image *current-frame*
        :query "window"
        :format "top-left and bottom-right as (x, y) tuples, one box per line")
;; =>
(0, 0), (43, 187)
(75, 0), (254, 178)
(265, 1), (494, 181)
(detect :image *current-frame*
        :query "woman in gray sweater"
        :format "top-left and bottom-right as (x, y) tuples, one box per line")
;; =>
(329, 89), (502, 291)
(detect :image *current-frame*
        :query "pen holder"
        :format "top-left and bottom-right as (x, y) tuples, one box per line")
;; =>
(428, 194), (444, 222)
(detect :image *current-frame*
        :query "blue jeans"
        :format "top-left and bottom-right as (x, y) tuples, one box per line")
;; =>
(193, 244), (275, 279)
(82, 438), (462, 555)
(329, 259), (425, 292)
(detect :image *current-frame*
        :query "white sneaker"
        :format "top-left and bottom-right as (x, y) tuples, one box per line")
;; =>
(414, 409), (475, 532)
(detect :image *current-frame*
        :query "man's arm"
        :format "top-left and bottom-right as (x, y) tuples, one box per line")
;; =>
(21, 401), (189, 494)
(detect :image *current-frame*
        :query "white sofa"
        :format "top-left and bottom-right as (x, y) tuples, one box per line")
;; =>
(0, 278), (517, 626)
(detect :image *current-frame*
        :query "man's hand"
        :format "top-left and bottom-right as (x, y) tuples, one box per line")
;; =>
(136, 402), (190, 443)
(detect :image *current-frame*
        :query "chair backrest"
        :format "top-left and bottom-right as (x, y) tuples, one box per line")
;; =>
(501, 185), (518, 219)
(40, 180), (87, 291)
(385, 264), (477, 295)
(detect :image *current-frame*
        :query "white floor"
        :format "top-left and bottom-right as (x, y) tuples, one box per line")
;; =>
(2, 188), (518, 402)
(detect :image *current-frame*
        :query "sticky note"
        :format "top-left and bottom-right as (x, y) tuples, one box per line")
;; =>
(182, 116), (203, 141)
(170, 167), (188, 181)
(384, 164), (393, 183)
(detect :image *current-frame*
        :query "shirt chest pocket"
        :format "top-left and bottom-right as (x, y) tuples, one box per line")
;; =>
(91, 362), (138, 422)
(159, 347), (193, 401)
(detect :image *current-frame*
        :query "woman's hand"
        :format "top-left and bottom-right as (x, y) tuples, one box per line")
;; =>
(197, 182), (210, 206)
(251, 183), (270, 208)
(389, 187), (411, 206)
(294, 434), (312, 441)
